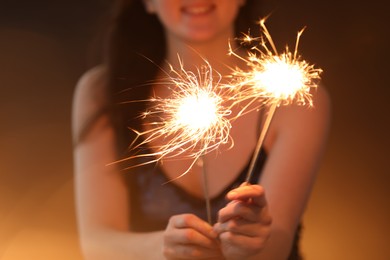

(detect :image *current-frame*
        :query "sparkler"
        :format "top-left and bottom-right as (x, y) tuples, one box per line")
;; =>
(229, 18), (323, 182)
(129, 58), (233, 172)
(122, 57), (234, 223)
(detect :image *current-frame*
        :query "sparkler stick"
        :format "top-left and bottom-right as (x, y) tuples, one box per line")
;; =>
(229, 18), (323, 183)
(245, 103), (277, 183)
(198, 156), (212, 224)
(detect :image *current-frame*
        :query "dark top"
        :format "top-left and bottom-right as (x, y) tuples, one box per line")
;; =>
(123, 148), (302, 259)
(125, 148), (266, 230)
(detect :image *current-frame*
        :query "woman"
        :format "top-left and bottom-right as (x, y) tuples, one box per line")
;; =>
(72, 0), (331, 259)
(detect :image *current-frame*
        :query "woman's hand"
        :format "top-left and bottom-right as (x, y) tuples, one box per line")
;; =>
(163, 213), (223, 259)
(214, 183), (272, 260)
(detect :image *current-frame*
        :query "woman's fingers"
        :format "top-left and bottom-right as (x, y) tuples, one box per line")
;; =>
(217, 200), (260, 222)
(166, 226), (218, 249)
(218, 200), (272, 224)
(226, 183), (267, 207)
(214, 204), (272, 259)
(218, 184), (272, 226)
(165, 214), (220, 253)
(170, 214), (217, 240)
(213, 183), (272, 259)
(214, 217), (261, 237)
(164, 214), (223, 259)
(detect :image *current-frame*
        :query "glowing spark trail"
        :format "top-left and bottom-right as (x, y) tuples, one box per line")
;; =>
(229, 18), (323, 182)
(123, 58), (233, 182)
(121, 58), (234, 223)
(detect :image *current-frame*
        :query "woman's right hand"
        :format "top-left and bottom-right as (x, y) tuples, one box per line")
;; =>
(163, 214), (223, 259)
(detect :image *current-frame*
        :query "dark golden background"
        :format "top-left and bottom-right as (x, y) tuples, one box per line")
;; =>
(1, 0), (389, 259)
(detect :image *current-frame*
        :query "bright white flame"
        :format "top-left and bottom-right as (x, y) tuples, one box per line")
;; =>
(229, 18), (322, 109)
(254, 58), (306, 99)
(176, 91), (218, 132)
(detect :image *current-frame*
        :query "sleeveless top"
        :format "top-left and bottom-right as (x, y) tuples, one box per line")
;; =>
(123, 148), (302, 259)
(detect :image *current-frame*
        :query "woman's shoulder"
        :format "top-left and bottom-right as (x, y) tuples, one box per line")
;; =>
(278, 85), (331, 125)
(266, 85), (332, 148)
(74, 65), (109, 100)
(72, 65), (110, 142)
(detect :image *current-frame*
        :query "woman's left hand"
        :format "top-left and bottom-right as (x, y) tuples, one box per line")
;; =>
(213, 183), (272, 260)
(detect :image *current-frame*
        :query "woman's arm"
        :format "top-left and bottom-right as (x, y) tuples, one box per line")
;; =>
(260, 86), (332, 259)
(72, 67), (166, 259)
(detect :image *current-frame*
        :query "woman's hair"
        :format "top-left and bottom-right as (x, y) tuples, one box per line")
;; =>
(77, 0), (264, 154)
(105, 0), (166, 154)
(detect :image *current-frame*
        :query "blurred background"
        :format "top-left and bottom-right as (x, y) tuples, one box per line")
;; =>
(0, 0), (389, 259)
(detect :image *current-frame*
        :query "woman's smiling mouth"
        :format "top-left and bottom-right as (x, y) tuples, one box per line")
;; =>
(181, 4), (216, 16)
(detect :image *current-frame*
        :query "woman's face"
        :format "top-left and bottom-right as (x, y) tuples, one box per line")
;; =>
(144, 0), (245, 43)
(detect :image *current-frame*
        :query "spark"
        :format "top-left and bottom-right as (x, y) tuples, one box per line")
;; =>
(228, 18), (323, 182)
(121, 57), (234, 178)
(230, 18), (322, 109)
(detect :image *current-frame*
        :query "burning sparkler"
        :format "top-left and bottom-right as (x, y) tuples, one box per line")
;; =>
(120, 57), (234, 223)
(128, 58), (233, 173)
(229, 18), (323, 182)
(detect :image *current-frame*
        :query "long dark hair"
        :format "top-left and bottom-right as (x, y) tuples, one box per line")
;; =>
(77, 0), (264, 155)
